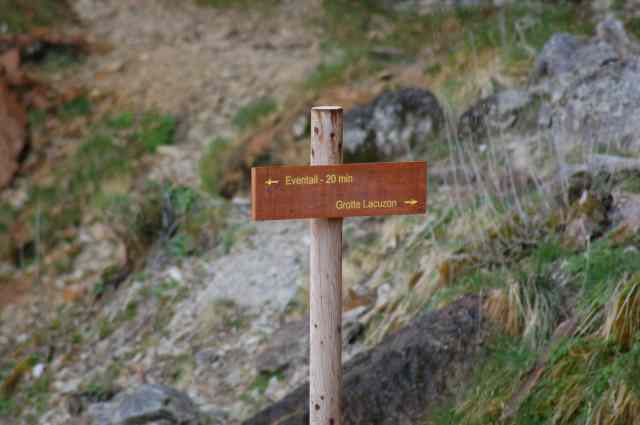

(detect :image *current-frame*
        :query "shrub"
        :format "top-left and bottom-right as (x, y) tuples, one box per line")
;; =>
(199, 137), (231, 196)
(232, 97), (277, 130)
(0, 0), (71, 33)
(136, 113), (177, 152)
(106, 112), (135, 130)
(59, 95), (92, 120)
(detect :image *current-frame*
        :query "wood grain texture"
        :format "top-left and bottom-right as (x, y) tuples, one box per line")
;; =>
(251, 161), (427, 220)
(309, 106), (343, 425)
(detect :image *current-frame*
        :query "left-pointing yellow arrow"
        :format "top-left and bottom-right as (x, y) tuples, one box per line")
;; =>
(265, 178), (279, 186)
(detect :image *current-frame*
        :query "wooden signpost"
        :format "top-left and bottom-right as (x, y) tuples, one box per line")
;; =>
(251, 106), (426, 425)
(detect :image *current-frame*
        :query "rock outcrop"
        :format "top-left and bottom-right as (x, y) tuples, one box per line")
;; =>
(457, 89), (536, 144)
(87, 384), (204, 425)
(344, 87), (444, 162)
(456, 17), (640, 184)
(243, 295), (487, 425)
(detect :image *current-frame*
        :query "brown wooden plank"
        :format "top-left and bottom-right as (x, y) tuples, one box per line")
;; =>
(251, 161), (427, 220)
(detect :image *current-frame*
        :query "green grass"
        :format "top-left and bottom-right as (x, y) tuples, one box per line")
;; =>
(152, 279), (180, 299)
(303, 55), (358, 91)
(200, 137), (231, 196)
(135, 113), (177, 152)
(318, 1), (592, 85)
(0, 0), (71, 33)
(566, 239), (640, 319)
(0, 398), (16, 416)
(433, 334), (536, 425)
(613, 0), (626, 11)
(621, 173), (640, 193)
(106, 112), (135, 130)
(232, 97), (277, 130)
(71, 134), (130, 192)
(626, 16), (640, 39)
(28, 110), (47, 129)
(427, 229), (640, 424)
(12, 108), (179, 270)
(424, 63), (443, 77)
(59, 95), (92, 120)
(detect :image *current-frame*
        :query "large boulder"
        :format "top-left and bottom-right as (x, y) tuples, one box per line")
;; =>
(549, 58), (640, 156)
(343, 87), (444, 162)
(242, 295), (487, 425)
(457, 89), (538, 144)
(530, 18), (640, 99)
(456, 17), (640, 184)
(87, 384), (204, 425)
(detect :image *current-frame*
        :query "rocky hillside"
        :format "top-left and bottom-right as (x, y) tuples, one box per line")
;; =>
(2, 1), (640, 425)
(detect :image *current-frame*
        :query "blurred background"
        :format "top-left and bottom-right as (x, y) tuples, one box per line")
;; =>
(2, 1), (640, 424)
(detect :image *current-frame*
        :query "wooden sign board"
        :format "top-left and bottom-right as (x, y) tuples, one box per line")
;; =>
(251, 161), (426, 220)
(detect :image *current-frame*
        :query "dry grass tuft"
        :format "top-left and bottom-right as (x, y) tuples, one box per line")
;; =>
(600, 273), (640, 351)
(590, 384), (640, 425)
(485, 286), (520, 337)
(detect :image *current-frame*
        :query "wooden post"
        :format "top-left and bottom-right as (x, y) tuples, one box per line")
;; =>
(309, 106), (343, 425)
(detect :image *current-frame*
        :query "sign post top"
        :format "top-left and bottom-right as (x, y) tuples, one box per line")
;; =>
(312, 105), (343, 111)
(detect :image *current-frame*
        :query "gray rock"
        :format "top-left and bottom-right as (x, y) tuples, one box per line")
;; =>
(344, 87), (444, 162)
(291, 114), (308, 139)
(457, 89), (536, 143)
(87, 385), (202, 425)
(256, 320), (307, 374)
(550, 58), (640, 155)
(529, 32), (620, 99)
(242, 295), (487, 425)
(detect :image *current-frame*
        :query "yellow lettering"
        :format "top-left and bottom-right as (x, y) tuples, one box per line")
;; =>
(362, 200), (398, 209)
(336, 200), (361, 210)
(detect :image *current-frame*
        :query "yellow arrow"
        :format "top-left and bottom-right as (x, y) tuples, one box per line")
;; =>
(265, 178), (279, 186)
(404, 199), (418, 206)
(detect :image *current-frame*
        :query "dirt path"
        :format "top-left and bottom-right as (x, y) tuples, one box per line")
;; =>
(70, 0), (322, 185)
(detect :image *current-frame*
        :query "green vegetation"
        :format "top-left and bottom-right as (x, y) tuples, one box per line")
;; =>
(136, 112), (177, 152)
(566, 239), (640, 322)
(201, 298), (250, 335)
(621, 174), (640, 193)
(0, 397), (16, 416)
(59, 95), (92, 120)
(426, 221), (640, 424)
(425, 63), (443, 77)
(303, 51), (363, 91)
(313, 0), (593, 94)
(250, 370), (284, 394)
(28, 110), (48, 129)
(626, 16), (640, 39)
(152, 279), (180, 299)
(0, 0), (71, 33)
(199, 137), (231, 196)
(41, 48), (86, 73)
(233, 97), (277, 130)
(7, 108), (182, 267)
(195, 0), (280, 9)
(107, 112), (135, 130)
(83, 382), (115, 402)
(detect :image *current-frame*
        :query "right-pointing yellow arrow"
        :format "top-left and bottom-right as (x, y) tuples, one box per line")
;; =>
(404, 199), (418, 206)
